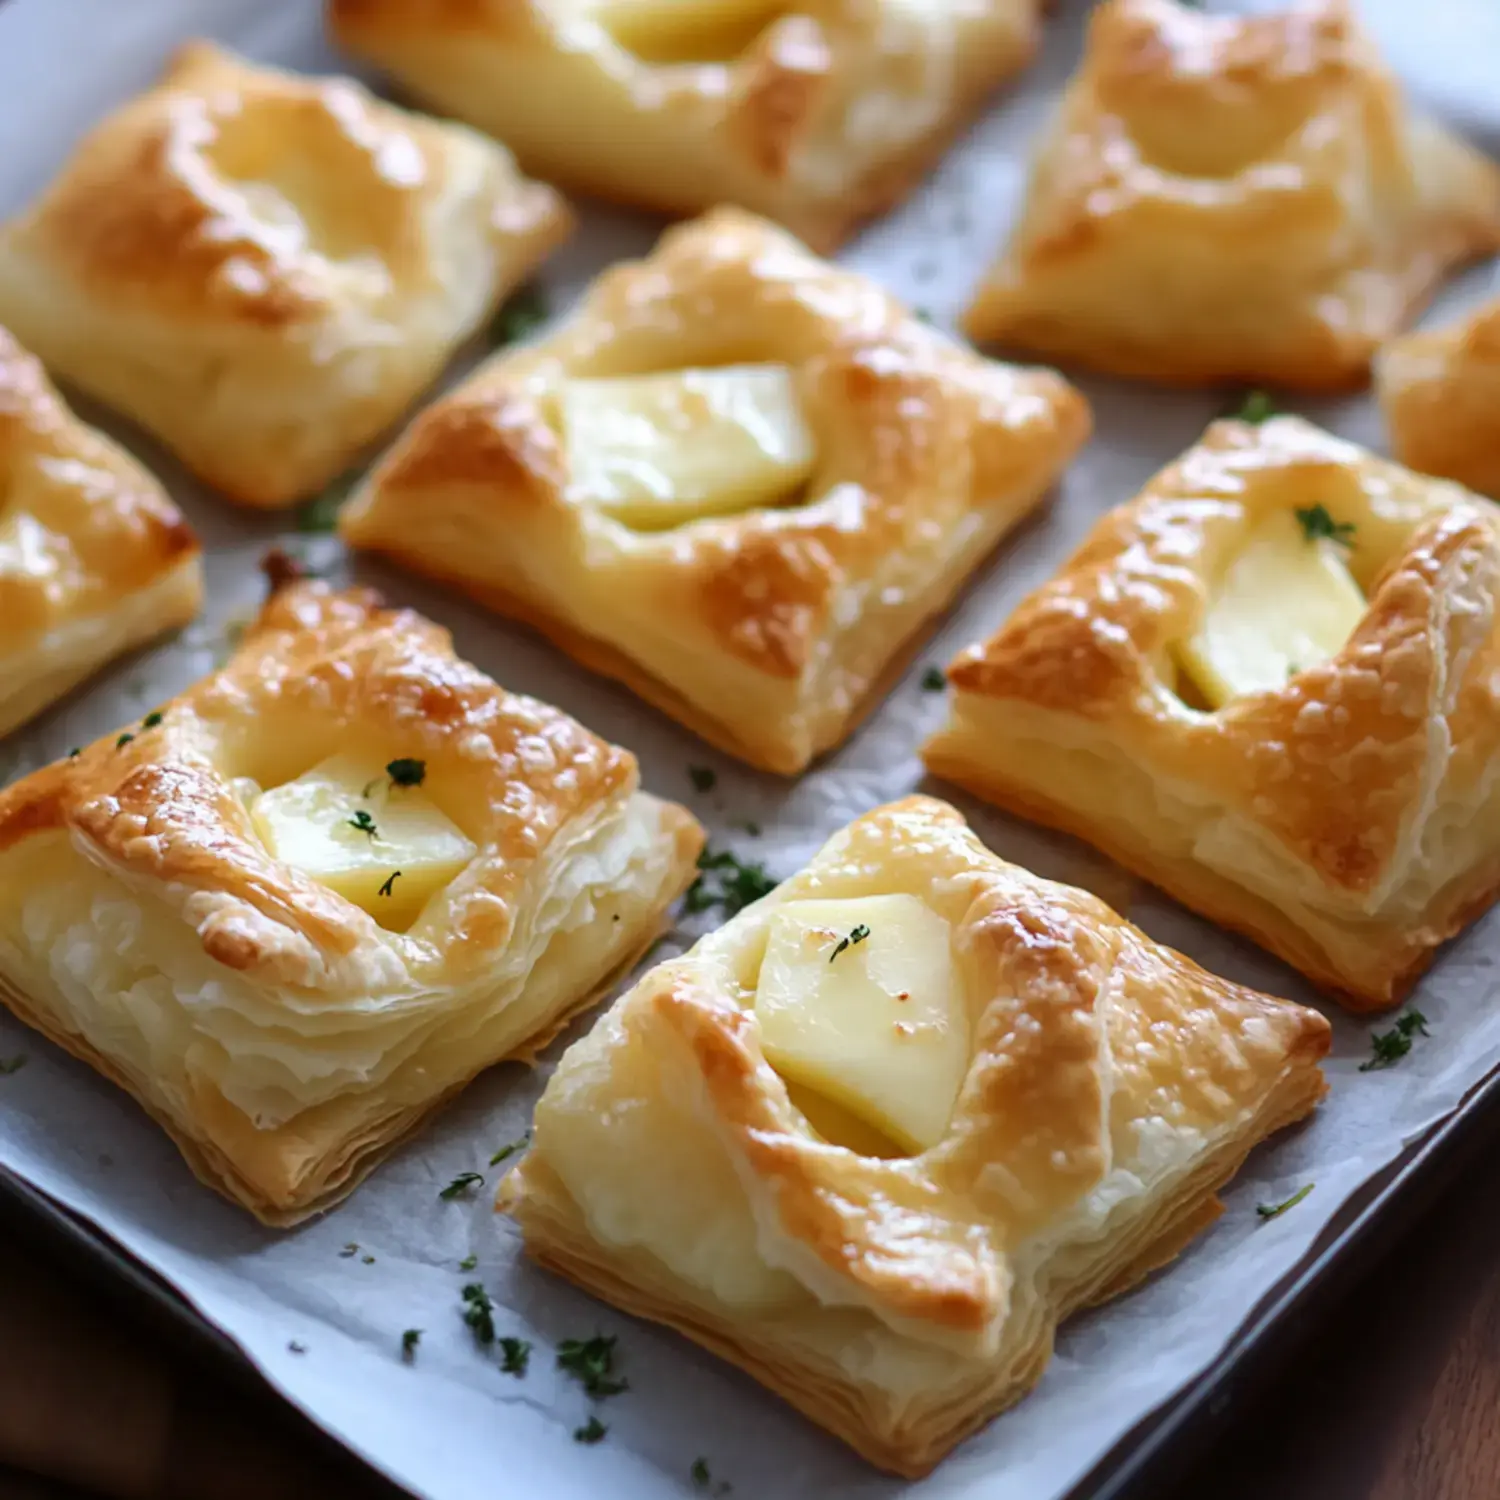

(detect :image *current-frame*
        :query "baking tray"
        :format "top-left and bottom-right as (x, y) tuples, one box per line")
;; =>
(9, 1060), (1500, 1500)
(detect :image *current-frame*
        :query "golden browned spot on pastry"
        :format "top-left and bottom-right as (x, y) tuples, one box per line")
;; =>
(963, 0), (1500, 390)
(342, 209), (1091, 773)
(0, 581), (704, 1225)
(329, 0), (1045, 252)
(927, 415), (1500, 1010)
(502, 796), (1330, 1475)
(0, 42), (573, 507)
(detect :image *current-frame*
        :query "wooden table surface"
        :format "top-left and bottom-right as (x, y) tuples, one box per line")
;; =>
(1, 1155), (1498, 1500)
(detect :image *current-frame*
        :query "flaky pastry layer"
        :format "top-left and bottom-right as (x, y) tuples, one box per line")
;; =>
(0, 326), (201, 735)
(963, 0), (1500, 390)
(0, 42), (572, 507)
(1378, 295), (1500, 501)
(329, 0), (1042, 252)
(341, 209), (1090, 774)
(501, 797), (1329, 1474)
(925, 416), (1500, 1009)
(0, 579), (702, 1224)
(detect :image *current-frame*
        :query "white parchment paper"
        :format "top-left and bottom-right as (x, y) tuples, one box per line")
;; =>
(2, 3), (1500, 1497)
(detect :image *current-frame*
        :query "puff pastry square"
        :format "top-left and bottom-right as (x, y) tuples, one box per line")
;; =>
(925, 415), (1500, 1010)
(340, 209), (1091, 774)
(962, 0), (1500, 391)
(500, 796), (1330, 1476)
(0, 576), (703, 1224)
(0, 326), (201, 737)
(0, 41), (573, 508)
(328, 0), (1042, 252)
(1378, 295), (1500, 501)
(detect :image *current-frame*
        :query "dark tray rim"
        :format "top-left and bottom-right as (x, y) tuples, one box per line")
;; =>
(6, 1061), (1500, 1500)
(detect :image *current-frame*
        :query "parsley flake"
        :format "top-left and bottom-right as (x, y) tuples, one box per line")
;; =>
(461, 1283), (496, 1345)
(115, 733), (134, 750)
(68, 747), (81, 759)
(574, 1416), (608, 1445)
(362, 1255), (376, 1265)
(684, 848), (778, 918)
(1359, 1009), (1430, 1072)
(401, 1329), (422, 1362)
(1294, 504), (1356, 547)
(557, 1334), (628, 1399)
(741, 821), (761, 837)
(298, 476), (355, 533)
(347, 809), (379, 840)
(441, 1171), (485, 1200)
(921, 666), (947, 692)
(829, 923), (872, 964)
(491, 285), (550, 346)
(459, 1254), (478, 1272)
(339, 1242), (360, 1259)
(142, 711), (164, 729)
(499, 1336), (532, 1376)
(288, 1341), (307, 1355)
(1257, 1184), (1314, 1221)
(692, 1458), (732, 1493)
(378, 871), (402, 898)
(489, 1134), (530, 1167)
(386, 757), (426, 788)
(688, 765), (717, 793)
(1232, 389), (1277, 423)
(0, 1055), (27, 1076)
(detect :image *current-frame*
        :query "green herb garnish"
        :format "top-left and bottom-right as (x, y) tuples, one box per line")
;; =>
(741, 821), (761, 837)
(692, 1458), (731, 1493)
(1294, 504), (1355, 546)
(378, 871), (402, 898)
(829, 923), (871, 963)
(459, 1254), (478, 1272)
(684, 849), (778, 917)
(401, 1329), (422, 1362)
(1257, 1184), (1314, 1221)
(386, 758), (426, 788)
(441, 1171), (484, 1200)
(557, 1334), (628, 1399)
(0, 1056), (27, 1076)
(288, 1341), (307, 1355)
(574, 1416), (608, 1445)
(499, 1336), (532, 1376)
(489, 1134), (530, 1167)
(339, 1242), (360, 1259)
(921, 666), (947, 692)
(1359, 1009), (1429, 1072)
(347, 809), (379, 839)
(362, 1255), (376, 1265)
(142, 711), (164, 729)
(461, 1283), (496, 1344)
(115, 733), (134, 750)
(491, 285), (551, 346)
(688, 765), (717, 793)
(67, 747), (81, 759)
(298, 476), (355, 533)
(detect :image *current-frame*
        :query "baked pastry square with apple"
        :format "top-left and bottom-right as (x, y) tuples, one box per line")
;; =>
(500, 796), (1330, 1476)
(962, 0), (1500, 390)
(328, 0), (1044, 253)
(0, 41), (572, 508)
(0, 575), (703, 1225)
(1378, 294), (1500, 501)
(340, 209), (1091, 774)
(0, 326), (201, 737)
(925, 415), (1500, 1010)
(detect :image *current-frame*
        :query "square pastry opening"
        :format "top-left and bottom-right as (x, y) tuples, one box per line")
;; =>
(961, 0), (1500, 390)
(329, 0), (1045, 252)
(925, 415), (1500, 1010)
(0, 575), (703, 1225)
(0, 326), (201, 736)
(0, 42), (573, 507)
(500, 796), (1329, 1476)
(340, 208), (1091, 774)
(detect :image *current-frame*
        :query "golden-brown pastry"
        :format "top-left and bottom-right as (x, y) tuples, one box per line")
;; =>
(328, 0), (1043, 253)
(340, 209), (1091, 775)
(0, 327), (201, 737)
(0, 573), (703, 1225)
(500, 796), (1330, 1476)
(962, 0), (1500, 391)
(924, 415), (1500, 1011)
(0, 41), (573, 509)
(1377, 294), (1500, 499)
